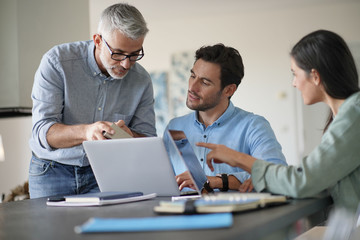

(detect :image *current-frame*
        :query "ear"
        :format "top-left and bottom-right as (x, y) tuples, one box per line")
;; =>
(93, 34), (102, 47)
(223, 84), (237, 98)
(311, 69), (321, 86)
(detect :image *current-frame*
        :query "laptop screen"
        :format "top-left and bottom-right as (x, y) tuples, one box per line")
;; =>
(164, 130), (207, 192)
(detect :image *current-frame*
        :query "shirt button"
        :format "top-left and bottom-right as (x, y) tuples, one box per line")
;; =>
(203, 135), (207, 138)
(103, 81), (106, 84)
(98, 107), (102, 111)
(297, 167), (303, 172)
(200, 158), (204, 162)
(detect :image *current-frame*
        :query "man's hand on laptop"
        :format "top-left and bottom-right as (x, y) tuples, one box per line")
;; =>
(176, 171), (196, 190)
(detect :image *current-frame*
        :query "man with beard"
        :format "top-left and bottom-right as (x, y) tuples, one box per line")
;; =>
(164, 44), (286, 193)
(29, 3), (156, 198)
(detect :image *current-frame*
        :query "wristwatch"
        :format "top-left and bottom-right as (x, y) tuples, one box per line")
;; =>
(216, 173), (229, 192)
(202, 180), (214, 193)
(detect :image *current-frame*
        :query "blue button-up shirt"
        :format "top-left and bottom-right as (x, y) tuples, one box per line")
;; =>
(29, 40), (156, 166)
(164, 102), (287, 183)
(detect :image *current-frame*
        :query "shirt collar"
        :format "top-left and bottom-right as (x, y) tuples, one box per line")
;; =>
(193, 101), (236, 128)
(87, 41), (101, 76)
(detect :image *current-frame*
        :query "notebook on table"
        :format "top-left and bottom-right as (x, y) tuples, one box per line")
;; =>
(74, 213), (233, 233)
(82, 130), (207, 197)
(46, 191), (157, 207)
(154, 192), (288, 214)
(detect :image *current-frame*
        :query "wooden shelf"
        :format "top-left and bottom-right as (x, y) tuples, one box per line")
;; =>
(0, 107), (32, 118)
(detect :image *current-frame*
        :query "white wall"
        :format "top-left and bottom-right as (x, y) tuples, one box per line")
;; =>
(89, 0), (360, 165)
(0, 0), (19, 107)
(0, 0), (90, 196)
(17, 0), (91, 107)
(0, 0), (359, 195)
(0, 0), (90, 108)
(0, 117), (32, 197)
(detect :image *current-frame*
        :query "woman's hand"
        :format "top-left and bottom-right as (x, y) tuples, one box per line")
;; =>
(196, 142), (240, 171)
(196, 142), (256, 173)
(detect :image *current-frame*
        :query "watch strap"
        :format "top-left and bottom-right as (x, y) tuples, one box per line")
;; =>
(219, 174), (229, 192)
(202, 180), (214, 193)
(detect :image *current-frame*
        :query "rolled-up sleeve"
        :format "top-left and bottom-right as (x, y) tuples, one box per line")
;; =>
(247, 116), (287, 166)
(31, 53), (64, 151)
(251, 159), (273, 193)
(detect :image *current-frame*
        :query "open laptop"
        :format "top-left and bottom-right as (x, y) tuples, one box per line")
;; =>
(83, 130), (207, 197)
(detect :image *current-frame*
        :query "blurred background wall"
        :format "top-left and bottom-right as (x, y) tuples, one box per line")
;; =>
(0, 0), (359, 196)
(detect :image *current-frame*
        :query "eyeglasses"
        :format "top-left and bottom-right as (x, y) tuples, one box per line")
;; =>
(100, 35), (144, 62)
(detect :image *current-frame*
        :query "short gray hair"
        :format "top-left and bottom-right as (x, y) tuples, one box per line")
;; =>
(98, 3), (148, 40)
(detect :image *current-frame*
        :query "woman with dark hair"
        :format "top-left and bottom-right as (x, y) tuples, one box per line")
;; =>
(197, 30), (360, 211)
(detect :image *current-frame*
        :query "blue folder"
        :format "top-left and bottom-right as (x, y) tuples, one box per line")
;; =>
(75, 213), (232, 233)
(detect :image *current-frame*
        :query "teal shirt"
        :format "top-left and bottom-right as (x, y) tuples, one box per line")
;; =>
(252, 92), (360, 211)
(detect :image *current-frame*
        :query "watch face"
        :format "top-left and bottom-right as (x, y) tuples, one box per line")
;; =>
(216, 174), (228, 177)
(203, 180), (214, 193)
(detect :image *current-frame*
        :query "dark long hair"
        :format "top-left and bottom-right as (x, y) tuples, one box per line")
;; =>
(291, 30), (359, 132)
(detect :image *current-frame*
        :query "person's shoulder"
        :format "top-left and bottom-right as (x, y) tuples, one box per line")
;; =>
(128, 63), (151, 82)
(327, 92), (360, 137)
(45, 40), (91, 62)
(346, 91), (360, 106)
(339, 91), (360, 117)
(232, 106), (269, 124)
(169, 113), (193, 123)
(168, 113), (193, 128)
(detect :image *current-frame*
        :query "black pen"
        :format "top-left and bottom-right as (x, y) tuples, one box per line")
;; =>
(47, 196), (65, 202)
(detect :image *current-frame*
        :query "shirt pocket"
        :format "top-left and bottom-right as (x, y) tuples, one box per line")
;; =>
(110, 113), (133, 126)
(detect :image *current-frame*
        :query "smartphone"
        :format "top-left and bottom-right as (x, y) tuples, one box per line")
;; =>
(103, 123), (133, 139)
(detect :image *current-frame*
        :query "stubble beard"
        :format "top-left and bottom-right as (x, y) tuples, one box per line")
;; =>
(99, 50), (129, 80)
(186, 90), (222, 112)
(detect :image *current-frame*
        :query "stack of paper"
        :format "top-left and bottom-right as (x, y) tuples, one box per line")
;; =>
(46, 191), (157, 207)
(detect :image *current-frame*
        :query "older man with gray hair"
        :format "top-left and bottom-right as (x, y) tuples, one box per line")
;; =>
(29, 3), (156, 198)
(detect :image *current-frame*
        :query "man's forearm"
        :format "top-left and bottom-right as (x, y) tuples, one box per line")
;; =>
(132, 131), (147, 138)
(207, 175), (241, 190)
(47, 123), (87, 149)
